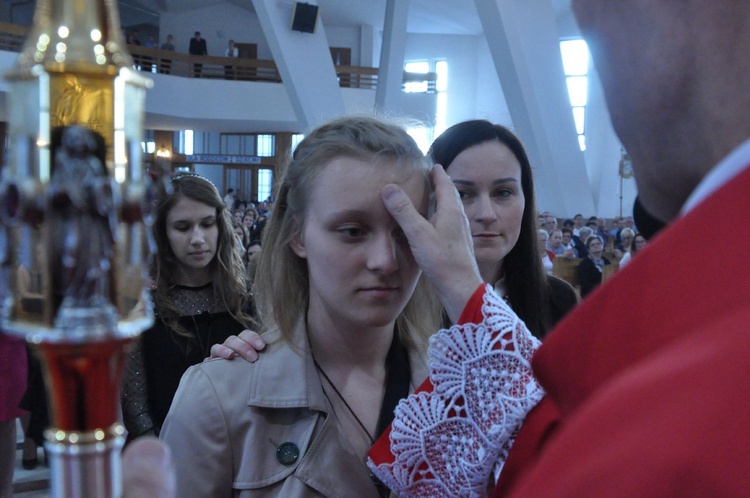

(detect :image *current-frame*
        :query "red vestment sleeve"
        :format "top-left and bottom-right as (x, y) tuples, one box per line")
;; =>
(368, 283), (487, 466)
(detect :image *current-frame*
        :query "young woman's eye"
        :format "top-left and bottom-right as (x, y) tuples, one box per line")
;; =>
(456, 189), (471, 201)
(338, 227), (364, 238)
(201, 220), (216, 228)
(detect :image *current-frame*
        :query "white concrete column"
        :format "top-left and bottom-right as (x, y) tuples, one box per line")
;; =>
(475, 0), (595, 216)
(375, 0), (409, 113)
(252, 0), (345, 130)
(360, 24), (375, 67)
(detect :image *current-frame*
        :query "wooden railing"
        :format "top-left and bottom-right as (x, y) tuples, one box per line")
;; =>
(336, 65), (378, 89)
(0, 22), (436, 91)
(0, 22), (27, 52)
(128, 45), (283, 82)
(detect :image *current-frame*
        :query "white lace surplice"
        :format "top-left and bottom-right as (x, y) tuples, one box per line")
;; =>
(367, 285), (544, 497)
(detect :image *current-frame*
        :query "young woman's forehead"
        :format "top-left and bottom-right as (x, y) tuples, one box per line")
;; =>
(315, 157), (425, 187)
(167, 196), (215, 221)
(306, 157), (428, 215)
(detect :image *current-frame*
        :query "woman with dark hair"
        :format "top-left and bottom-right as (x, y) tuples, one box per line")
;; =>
(121, 173), (255, 439)
(618, 231), (647, 269)
(578, 235), (612, 298)
(428, 120), (577, 338)
(242, 206), (263, 255)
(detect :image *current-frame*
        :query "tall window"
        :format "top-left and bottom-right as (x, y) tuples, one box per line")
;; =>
(141, 129), (155, 154)
(403, 59), (448, 154)
(257, 169), (273, 202)
(560, 39), (589, 151)
(291, 133), (304, 152)
(176, 130), (194, 155)
(256, 134), (275, 157)
(178, 130), (195, 156)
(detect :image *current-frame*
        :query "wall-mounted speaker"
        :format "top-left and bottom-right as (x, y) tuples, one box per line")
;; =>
(291, 2), (319, 34)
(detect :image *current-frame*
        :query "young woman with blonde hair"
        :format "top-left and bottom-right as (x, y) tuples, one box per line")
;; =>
(162, 116), (443, 496)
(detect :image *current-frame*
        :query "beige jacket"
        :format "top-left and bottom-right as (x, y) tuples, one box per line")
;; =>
(161, 318), (428, 497)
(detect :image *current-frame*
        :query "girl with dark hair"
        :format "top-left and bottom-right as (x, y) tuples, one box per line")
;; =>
(121, 173), (255, 439)
(619, 231), (647, 269)
(577, 235), (611, 298)
(242, 206), (263, 255)
(428, 119), (577, 338)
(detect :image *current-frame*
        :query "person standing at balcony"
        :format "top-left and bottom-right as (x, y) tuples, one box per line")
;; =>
(141, 34), (157, 72)
(159, 34), (174, 74)
(225, 39), (238, 79)
(189, 31), (207, 78)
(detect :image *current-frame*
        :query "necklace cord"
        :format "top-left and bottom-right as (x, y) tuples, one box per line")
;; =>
(313, 357), (376, 445)
(310, 330), (410, 498)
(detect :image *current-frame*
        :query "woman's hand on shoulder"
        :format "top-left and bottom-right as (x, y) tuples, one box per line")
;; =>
(208, 329), (266, 362)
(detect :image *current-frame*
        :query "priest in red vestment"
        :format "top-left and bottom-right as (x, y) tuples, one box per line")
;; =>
(371, 1), (750, 496)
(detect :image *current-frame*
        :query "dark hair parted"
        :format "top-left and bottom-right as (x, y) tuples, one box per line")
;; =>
(254, 115), (442, 350)
(429, 119), (554, 337)
(150, 174), (253, 338)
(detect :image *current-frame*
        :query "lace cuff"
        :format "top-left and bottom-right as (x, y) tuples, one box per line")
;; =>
(367, 285), (544, 497)
(120, 338), (155, 438)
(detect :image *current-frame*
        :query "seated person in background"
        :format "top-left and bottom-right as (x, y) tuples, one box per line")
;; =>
(121, 174), (255, 440)
(537, 213), (546, 229)
(242, 206), (263, 255)
(625, 215), (637, 232)
(573, 213), (584, 236)
(544, 214), (558, 233)
(232, 218), (250, 265)
(613, 227), (635, 259)
(538, 229), (554, 275)
(576, 226), (592, 258)
(232, 209), (243, 224)
(548, 228), (575, 258)
(256, 200), (269, 221)
(619, 231), (648, 269)
(578, 235), (611, 298)
(610, 217), (625, 245)
(561, 227), (580, 257)
(592, 216), (609, 245)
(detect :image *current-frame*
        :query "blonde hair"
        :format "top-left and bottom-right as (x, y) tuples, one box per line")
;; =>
(254, 115), (442, 350)
(620, 227), (635, 249)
